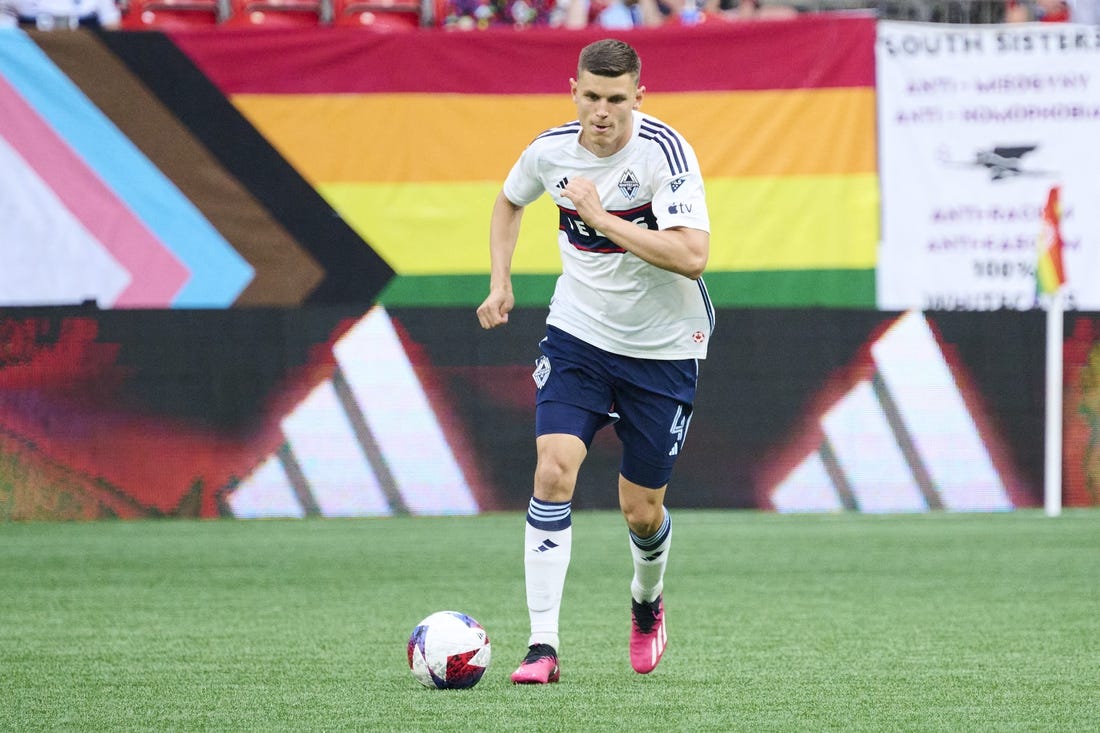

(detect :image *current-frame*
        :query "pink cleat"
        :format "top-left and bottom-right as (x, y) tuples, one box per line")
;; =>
(510, 644), (560, 684)
(630, 595), (667, 674)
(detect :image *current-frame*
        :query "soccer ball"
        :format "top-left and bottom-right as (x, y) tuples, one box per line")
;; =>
(407, 611), (491, 689)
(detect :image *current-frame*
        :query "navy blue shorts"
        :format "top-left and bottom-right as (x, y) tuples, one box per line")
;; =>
(532, 326), (698, 489)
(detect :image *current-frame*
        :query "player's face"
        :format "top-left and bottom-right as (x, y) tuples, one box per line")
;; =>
(570, 70), (644, 157)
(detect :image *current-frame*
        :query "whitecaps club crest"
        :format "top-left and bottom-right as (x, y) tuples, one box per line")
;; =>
(532, 355), (551, 389)
(618, 169), (640, 201)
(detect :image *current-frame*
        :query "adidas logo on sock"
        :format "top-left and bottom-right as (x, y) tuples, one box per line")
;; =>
(643, 550), (664, 562)
(533, 539), (559, 553)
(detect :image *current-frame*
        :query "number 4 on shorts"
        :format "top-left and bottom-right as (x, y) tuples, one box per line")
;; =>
(668, 405), (692, 456)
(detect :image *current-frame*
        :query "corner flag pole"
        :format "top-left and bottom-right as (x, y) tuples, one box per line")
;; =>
(1036, 185), (1066, 518)
(1043, 288), (1063, 518)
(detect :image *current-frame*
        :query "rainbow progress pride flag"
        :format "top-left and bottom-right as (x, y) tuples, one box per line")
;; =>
(1036, 185), (1067, 295)
(174, 18), (878, 307)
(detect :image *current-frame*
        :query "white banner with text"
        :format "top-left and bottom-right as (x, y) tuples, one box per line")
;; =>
(876, 21), (1100, 310)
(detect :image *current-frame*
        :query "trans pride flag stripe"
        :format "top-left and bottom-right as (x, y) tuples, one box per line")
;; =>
(0, 31), (251, 307)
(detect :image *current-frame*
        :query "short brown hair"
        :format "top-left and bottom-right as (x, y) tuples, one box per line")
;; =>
(578, 39), (641, 83)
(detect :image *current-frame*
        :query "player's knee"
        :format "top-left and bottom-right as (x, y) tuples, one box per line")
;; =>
(619, 497), (663, 537)
(533, 457), (578, 501)
(624, 510), (661, 537)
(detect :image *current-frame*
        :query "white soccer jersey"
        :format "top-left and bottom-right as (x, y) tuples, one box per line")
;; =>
(503, 111), (714, 360)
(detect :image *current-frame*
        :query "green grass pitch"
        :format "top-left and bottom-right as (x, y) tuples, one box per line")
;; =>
(3, 510), (1099, 732)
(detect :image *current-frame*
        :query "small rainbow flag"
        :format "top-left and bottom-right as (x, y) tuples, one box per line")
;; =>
(1036, 185), (1067, 295)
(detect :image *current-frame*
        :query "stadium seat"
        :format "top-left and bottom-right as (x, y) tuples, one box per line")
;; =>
(222, 0), (329, 26)
(333, 0), (421, 29)
(120, 0), (223, 27)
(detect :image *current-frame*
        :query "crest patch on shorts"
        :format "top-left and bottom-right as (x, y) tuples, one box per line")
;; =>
(532, 355), (551, 389)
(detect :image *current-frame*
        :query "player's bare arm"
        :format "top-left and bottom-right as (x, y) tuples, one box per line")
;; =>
(476, 191), (525, 329)
(561, 177), (709, 280)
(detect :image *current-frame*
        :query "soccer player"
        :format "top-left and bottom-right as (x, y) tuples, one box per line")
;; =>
(476, 38), (713, 684)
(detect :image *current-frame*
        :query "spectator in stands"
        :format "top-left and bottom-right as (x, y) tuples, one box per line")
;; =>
(1006, 0), (1100, 22)
(443, 0), (555, 28)
(547, 0), (584, 27)
(1006, 0), (1076, 21)
(585, 0), (667, 27)
(1004, 0), (1025, 20)
(539, 0), (667, 28)
(438, 0), (794, 28)
(560, 0), (796, 27)
(4, 0), (120, 27)
(1069, 0), (1100, 22)
(1036, 0), (1071, 19)
(701, 0), (797, 21)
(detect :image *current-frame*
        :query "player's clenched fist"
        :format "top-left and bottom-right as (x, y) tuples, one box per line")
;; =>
(477, 289), (514, 329)
(560, 177), (607, 228)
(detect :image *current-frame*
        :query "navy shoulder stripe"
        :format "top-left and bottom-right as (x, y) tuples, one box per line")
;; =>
(639, 119), (689, 177)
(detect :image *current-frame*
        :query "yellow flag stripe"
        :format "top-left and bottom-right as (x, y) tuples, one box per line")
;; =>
(234, 88), (875, 184)
(321, 173), (878, 275)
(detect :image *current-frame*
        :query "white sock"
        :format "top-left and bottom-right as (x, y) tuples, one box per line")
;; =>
(629, 507), (671, 603)
(524, 498), (572, 651)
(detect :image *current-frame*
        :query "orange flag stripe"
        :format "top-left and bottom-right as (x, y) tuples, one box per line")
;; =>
(233, 88), (875, 185)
